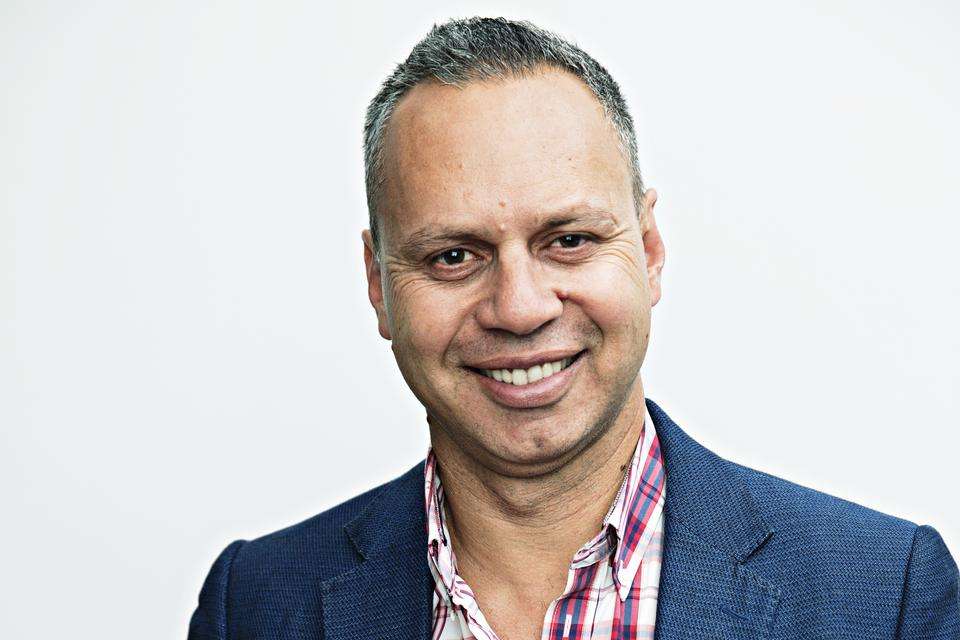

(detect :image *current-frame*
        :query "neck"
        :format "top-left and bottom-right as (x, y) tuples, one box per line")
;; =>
(428, 379), (647, 595)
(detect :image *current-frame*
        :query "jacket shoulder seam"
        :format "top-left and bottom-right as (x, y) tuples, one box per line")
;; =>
(221, 539), (247, 640)
(893, 522), (923, 639)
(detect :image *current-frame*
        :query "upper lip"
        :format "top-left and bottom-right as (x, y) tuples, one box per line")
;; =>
(464, 348), (584, 371)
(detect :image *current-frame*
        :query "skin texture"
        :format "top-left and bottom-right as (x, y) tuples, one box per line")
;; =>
(362, 66), (665, 639)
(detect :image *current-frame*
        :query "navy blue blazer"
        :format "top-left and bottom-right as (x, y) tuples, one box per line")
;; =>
(188, 398), (959, 639)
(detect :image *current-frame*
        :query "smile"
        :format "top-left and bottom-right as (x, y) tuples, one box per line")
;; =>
(466, 350), (587, 409)
(480, 357), (574, 386)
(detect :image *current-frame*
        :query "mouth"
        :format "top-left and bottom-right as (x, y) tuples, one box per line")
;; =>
(464, 349), (588, 409)
(466, 349), (586, 386)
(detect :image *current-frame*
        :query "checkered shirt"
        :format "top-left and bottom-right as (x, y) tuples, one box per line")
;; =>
(425, 407), (666, 640)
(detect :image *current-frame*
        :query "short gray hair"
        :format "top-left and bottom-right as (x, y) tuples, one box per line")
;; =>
(363, 16), (644, 254)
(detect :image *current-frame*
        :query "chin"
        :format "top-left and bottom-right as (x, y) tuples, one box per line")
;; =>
(482, 417), (602, 475)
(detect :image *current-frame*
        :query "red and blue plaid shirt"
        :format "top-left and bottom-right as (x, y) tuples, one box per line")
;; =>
(425, 407), (666, 639)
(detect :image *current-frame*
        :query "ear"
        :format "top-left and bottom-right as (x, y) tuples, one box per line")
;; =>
(640, 188), (665, 307)
(361, 229), (392, 340)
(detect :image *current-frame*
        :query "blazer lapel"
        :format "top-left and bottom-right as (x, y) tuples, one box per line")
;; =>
(647, 399), (782, 639)
(320, 462), (433, 640)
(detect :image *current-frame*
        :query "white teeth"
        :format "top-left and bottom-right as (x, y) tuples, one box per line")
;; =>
(482, 356), (576, 386)
(527, 364), (542, 383)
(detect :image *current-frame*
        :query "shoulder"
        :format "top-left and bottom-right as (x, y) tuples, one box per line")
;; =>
(733, 458), (919, 542)
(731, 459), (959, 633)
(646, 396), (958, 633)
(731, 457), (920, 577)
(228, 460), (425, 587)
(649, 396), (921, 557)
(188, 462), (426, 639)
(730, 458), (917, 601)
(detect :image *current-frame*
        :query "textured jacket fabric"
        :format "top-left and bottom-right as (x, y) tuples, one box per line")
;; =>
(187, 398), (960, 639)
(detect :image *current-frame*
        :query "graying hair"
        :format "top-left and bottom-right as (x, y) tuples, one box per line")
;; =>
(363, 16), (644, 254)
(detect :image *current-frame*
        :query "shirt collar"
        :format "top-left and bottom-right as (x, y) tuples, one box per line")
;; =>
(423, 405), (666, 602)
(604, 406), (666, 599)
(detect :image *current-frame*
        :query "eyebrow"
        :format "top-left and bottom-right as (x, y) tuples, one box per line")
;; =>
(396, 206), (620, 259)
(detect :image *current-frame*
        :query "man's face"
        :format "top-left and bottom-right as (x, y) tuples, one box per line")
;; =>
(363, 67), (664, 476)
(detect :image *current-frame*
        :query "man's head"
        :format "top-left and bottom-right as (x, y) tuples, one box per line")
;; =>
(361, 17), (665, 478)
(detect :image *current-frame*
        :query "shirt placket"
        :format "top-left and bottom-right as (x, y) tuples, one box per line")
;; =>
(540, 530), (617, 640)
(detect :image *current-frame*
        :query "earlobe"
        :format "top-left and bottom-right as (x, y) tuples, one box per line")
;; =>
(361, 229), (393, 341)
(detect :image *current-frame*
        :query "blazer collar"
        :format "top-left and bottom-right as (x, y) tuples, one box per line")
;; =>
(646, 398), (772, 563)
(646, 398), (782, 638)
(320, 461), (432, 640)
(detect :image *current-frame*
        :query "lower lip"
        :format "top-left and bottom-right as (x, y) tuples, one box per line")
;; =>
(472, 352), (586, 409)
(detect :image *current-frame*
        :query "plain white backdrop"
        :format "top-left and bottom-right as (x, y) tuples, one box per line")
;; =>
(2, 1), (958, 637)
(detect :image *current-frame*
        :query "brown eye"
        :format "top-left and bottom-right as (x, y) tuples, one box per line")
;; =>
(434, 248), (472, 266)
(427, 247), (483, 281)
(554, 234), (588, 249)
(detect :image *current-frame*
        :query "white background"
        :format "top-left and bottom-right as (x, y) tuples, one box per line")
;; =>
(2, 1), (958, 637)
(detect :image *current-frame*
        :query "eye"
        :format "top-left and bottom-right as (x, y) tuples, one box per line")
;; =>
(433, 247), (473, 266)
(428, 247), (483, 281)
(552, 233), (590, 249)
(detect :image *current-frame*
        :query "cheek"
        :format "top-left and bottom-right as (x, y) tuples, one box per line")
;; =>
(560, 253), (651, 357)
(569, 247), (648, 313)
(385, 272), (469, 367)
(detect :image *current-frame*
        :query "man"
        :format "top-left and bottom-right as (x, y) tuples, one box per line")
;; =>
(187, 16), (959, 640)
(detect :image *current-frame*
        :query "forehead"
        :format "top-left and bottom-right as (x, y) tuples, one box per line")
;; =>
(379, 67), (634, 243)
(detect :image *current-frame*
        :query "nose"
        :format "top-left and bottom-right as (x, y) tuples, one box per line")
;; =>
(475, 245), (564, 335)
